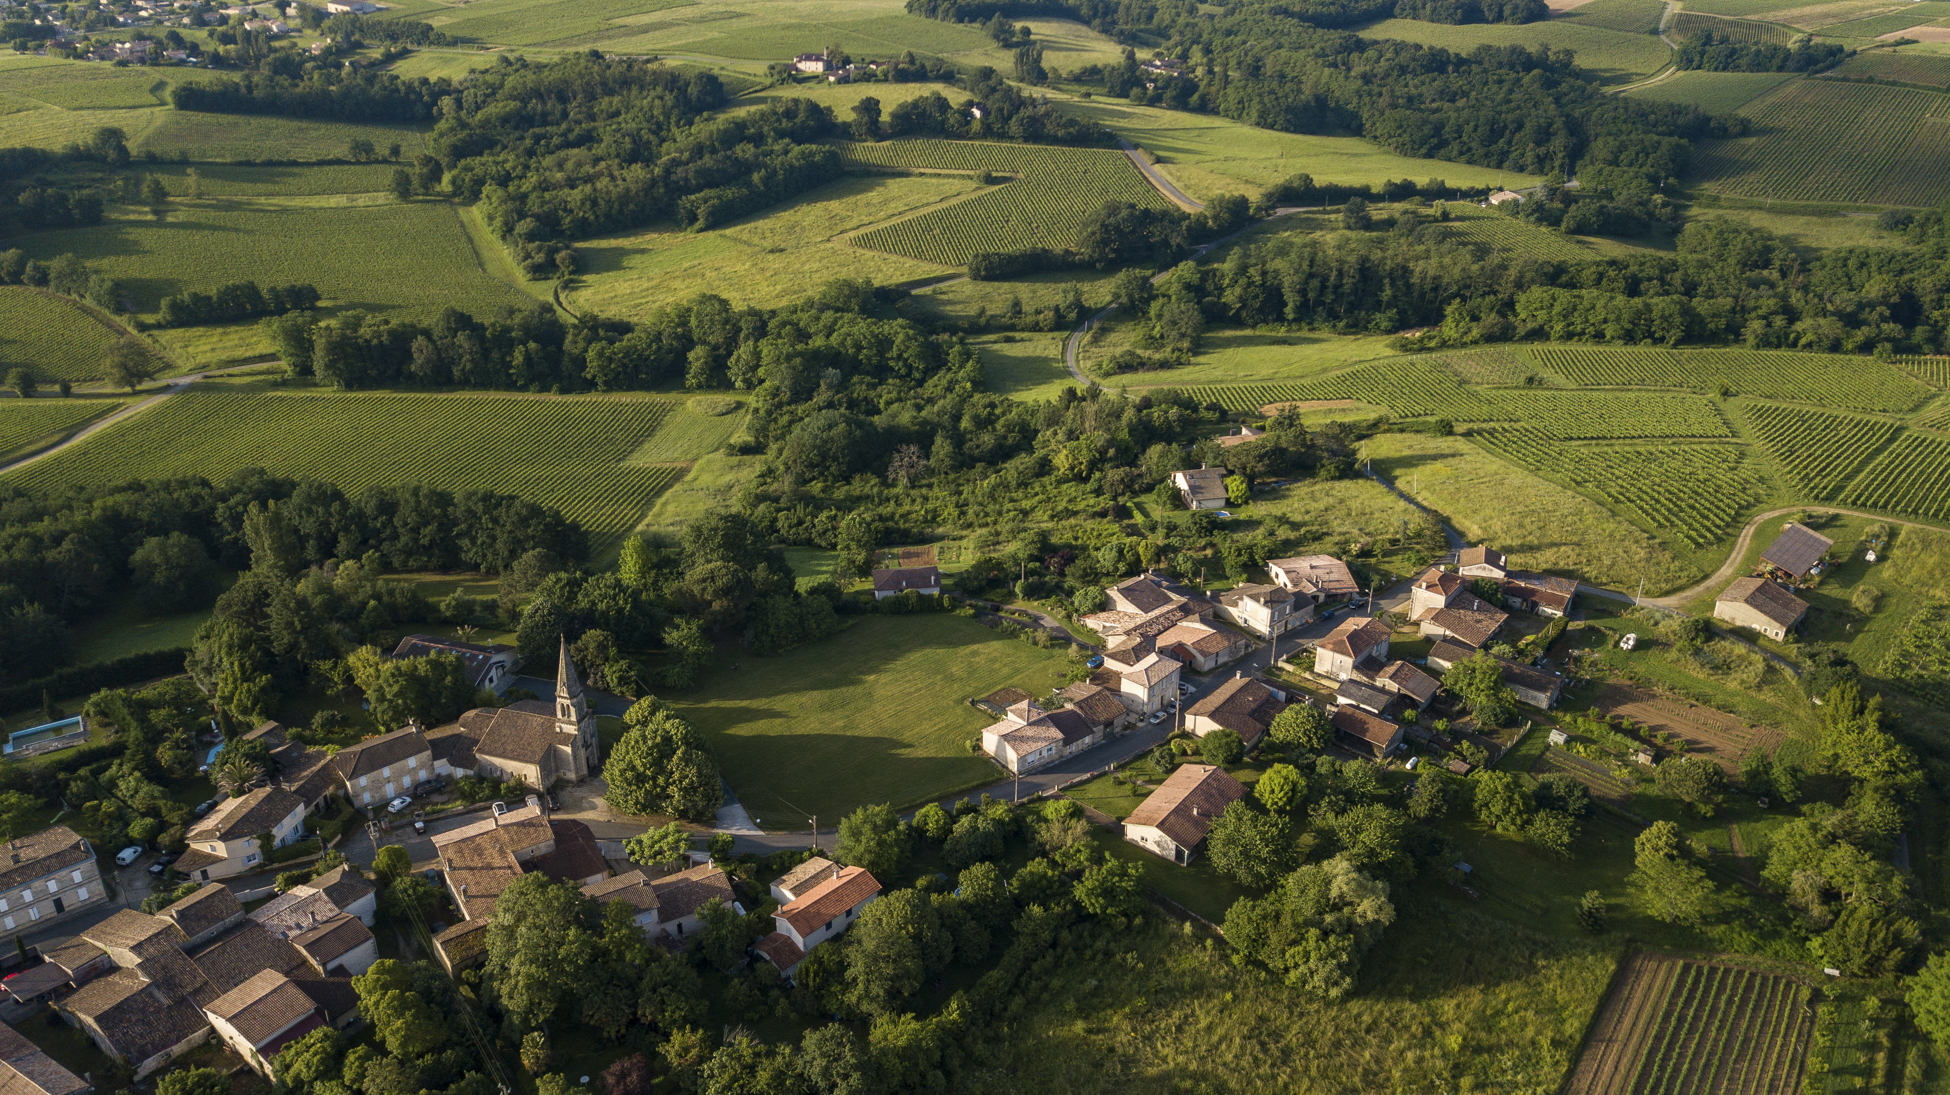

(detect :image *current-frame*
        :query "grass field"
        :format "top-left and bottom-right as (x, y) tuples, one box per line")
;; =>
(0, 287), (124, 383)
(1089, 328), (1399, 388)
(1818, 3), (1950, 34)
(1624, 70), (1797, 111)
(636, 449), (763, 541)
(568, 174), (972, 313)
(1683, 203), (1897, 249)
(623, 396), (746, 463)
(0, 398), (128, 463)
(1691, 79), (1950, 206)
(130, 111), (430, 162)
(973, 334), (1078, 402)
(9, 199), (532, 323)
(115, 162), (405, 197)
(3, 385), (682, 553)
(1354, 16), (1673, 81)
(668, 613), (1072, 823)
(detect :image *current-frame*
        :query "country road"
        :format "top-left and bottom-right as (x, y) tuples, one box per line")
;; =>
(0, 361), (274, 476)
(1118, 139), (1203, 211)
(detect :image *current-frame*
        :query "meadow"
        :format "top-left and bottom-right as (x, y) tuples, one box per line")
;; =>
(1558, 0), (1668, 33)
(623, 396), (746, 464)
(1091, 327), (1398, 388)
(130, 111), (431, 162)
(9, 198), (533, 322)
(1690, 79), (1950, 206)
(972, 334), (1078, 402)
(668, 613), (1073, 823)
(1623, 70), (1797, 111)
(0, 287), (124, 383)
(3, 385), (684, 553)
(1352, 16), (1673, 82)
(568, 174), (973, 314)
(119, 163), (405, 197)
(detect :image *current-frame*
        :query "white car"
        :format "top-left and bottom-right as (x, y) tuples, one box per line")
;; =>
(115, 846), (143, 867)
(385, 796), (414, 815)
(1148, 710), (1169, 724)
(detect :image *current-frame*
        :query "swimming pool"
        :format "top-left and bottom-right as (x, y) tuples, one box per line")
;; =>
(4, 716), (84, 755)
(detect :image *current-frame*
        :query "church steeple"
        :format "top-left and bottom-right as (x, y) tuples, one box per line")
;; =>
(555, 634), (588, 728)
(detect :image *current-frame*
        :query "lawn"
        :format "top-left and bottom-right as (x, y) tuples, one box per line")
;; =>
(67, 598), (215, 664)
(567, 175), (970, 314)
(668, 613), (1074, 825)
(636, 450), (763, 543)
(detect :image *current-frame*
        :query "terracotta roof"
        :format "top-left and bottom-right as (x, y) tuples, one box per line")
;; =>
(1413, 568), (1464, 596)
(0, 1019), (87, 1095)
(778, 866), (881, 937)
(1426, 640), (1477, 669)
(81, 910), (180, 953)
(648, 865), (735, 923)
(437, 809), (556, 920)
(773, 858), (836, 901)
(64, 971), (207, 1064)
(1717, 577), (1808, 628)
(291, 915), (372, 970)
(0, 829), (90, 892)
(1332, 706), (1401, 752)
(189, 922), (307, 995)
(980, 687), (1032, 710)
(1760, 523), (1833, 578)
(1266, 555), (1358, 598)
(1458, 545), (1507, 571)
(162, 884), (242, 941)
(330, 728), (431, 782)
(1061, 684), (1128, 728)
(1185, 677), (1283, 743)
(752, 932), (805, 972)
(432, 919), (490, 966)
(434, 704), (570, 771)
(1156, 620), (1237, 657)
(129, 936), (213, 1006)
(190, 787), (304, 843)
(529, 820), (606, 883)
(244, 721), (286, 745)
(1108, 574), (1181, 614)
(1218, 582), (1293, 608)
(583, 870), (658, 914)
(1124, 764), (1245, 850)
(40, 938), (105, 977)
(171, 848), (224, 875)
(1173, 466), (1229, 502)
(205, 970), (319, 1045)
(1423, 595), (1508, 648)
(1374, 660), (1439, 704)
(871, 567), (940, 594)
(1317, 616), (1390, 658)
(1503, 578), (1575, 613)
(391, 634), (518, 690)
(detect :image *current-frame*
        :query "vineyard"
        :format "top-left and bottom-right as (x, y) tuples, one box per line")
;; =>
(1624, 71), (1796, 112)
(1916, 404), (1950, 432)
(4, 390), (683, 553)
(1427, 348), (1538, 386)
(1437, 204), (1598, 260)
(1472, 391), (1732, 439)
(1817, 7), (1950, 37)
(841, 140), (1170, 266)
(1564, 952), (1815, 1095)
(1526, 346), (1931, 413)
(1842, 430), (1950, 519)
(1893, 354), (1950, 387)
(1561, 0), (1667, 34)
(1691, 80), (1950, 207)
(1668, 10), (1795, 40)
(1826, 49), (1950, 88)
(1470, 428), (1762, 547)
(1180, 357), (1503, 419)
(0, 287), (123, 383)
(1737, 402), (1898, 498)
(0, 400), (126, 463)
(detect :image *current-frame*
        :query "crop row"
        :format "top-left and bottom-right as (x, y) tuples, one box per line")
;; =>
(1474, 391), (1732, 440)
(1693, 80), (1950, 207)
(1472, 428), (1762, 548)
(1842, 430), (1950, 519)
(1738, 402), (1899, 499)
(1181, 359), (1503, 420)
(1829, 50), (1950, 89)
(1624, 961), (1811, 1095)
(1525, 345), (1932, 413)
(0, 400), (125, 462)
(1438, 207), (1597, 261)
(1567, 955), (1685, 1095)
(1669, 10), (1795, 41)
(1915, 405), (1950, 433)
(1565, 0), (1666, 34)
(0, 287), (123, 382)
(1893, 354), (1950, 388)
(1428, 348), (1538, 386)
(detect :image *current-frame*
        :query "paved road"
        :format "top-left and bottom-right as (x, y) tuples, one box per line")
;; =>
(1118, 139), (1202, 211)
(0, 361), (275, 475)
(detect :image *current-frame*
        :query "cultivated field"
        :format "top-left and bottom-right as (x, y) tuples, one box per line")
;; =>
(132, 110), (432, 162)
(1352, 16), (1673, 82)
(1737, 401), (1899, 498)
(1439, 202), (1603, 260)
(1559, 0), (1667, 33)
(841, 140), (1171, 266)
(1669, 10), (1798, 39)
(1818, 5), (1950, 35)
(0, 287), (123, 383)
(1528, 346), (1932, 413)
(2, 387), (683, 552)
(1534, 746), (1637, 805)
(1843, 430), (1950, 518)
(623, 397), (746, 463)
(0, 400), (129, 463)
(1826, 47), (1950, 85)
(1474, 391), (1733, 439)
(1564, 952), (1815, 1095)
(122, 163), (404, 197)
(1624, 71), (1796, 111)
(1691, 79), (1950, 206)
(1592, 683), (1785, 768)
(669, 613), (1073, 823)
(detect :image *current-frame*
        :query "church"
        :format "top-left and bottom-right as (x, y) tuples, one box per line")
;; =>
(425, 636), (602, 790)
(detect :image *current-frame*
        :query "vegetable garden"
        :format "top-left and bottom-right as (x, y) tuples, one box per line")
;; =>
(1737, 402), (1898, 498)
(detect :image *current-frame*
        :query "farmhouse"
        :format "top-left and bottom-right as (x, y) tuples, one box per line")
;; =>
(1487, 189), (1524, 205)
(769, 856), (838, 905)
(432, 803), (606, 923)
(330, 727), (433, 809)
(792, 48), (831, 73)
(204, 970), (334, 1078)
(425, 639), (601, 789)
(175, 787), (307, 882)
(1713, 577), (1808, 641)
(1495, 658), (1564, 710)
(1503, 572), (1577, 618)
(391, 634), (521, 696)
(1183, 676), (1285, 748)
(0, 826), (106, 934)
(1266, 555), (1359, 603)
(1212, 582), (1306, 638)
(1058, 681), (1136, 734)
(1408, 567), (1466, 618)
(1082, 572), (1210, 636)
(1122, 764), (1245, 865)
(1331, 706), (1404, 759)
(1102, 650), (1182, 714)
(1456, 545), (1508, 580)
(979, 699), (1104, 775)
(1313, 616), (1391, 680)
(1415, 593), (1508, 650)
(755, 865), (882, 982)
(1369, 660), (1439, 710)
(1760, 523), (1834, 579)
(872, 566), (940, 599)
(1170, 465), (1230, 510)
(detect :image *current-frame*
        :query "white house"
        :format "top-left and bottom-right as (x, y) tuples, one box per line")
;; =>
(1170, 466), (1229, 510)
(1122, 765), (1245, 865)
(1312, 617), (1390, 681)
(175, 788), (307, 882)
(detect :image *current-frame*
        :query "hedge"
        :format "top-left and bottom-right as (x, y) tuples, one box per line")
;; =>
(0, 648), (189, 714)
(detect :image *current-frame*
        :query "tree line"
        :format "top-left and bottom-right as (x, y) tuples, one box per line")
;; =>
(1674, 32), (1847, 72)
(157, 280), (320, 328)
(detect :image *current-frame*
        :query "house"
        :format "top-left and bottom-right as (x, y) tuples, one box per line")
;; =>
(252, 864), (377, 937)
(1122, 764), (1245, 865)
(979, 700), (1104, 775)
(433, 804), (606, 924)
(1334, 679), (1394, 717)
(289, 915), (377, 977)
(1266, 555), (1359, 603)
(0, 1020), (89, 1095)
(1496, 658), (1564, 710)
(175, 787), (307, 882)
(1416, 594), (1508, 650)
(1456, 545), (1508, 580)
(792, 48), (831, 73)
(1424, 639), (1478, 672)
(59, 971), (210, 1080)
(1153, 616), (1253, 672)
(1487, 189), (1523, 205)
(1760, 523), (1834, 579)
(1409, 567), (1466, 619)
(203, 970), (330, 1079)
(1170, 465), (1230, 510)
(1313, 616), (1390, 681)
(1057, 681), (1135, 734)
(0, 827), (106, 934)
(582, 871), (660, 932)
(1183, 676), (1284, 748)
(769, 857), (837, 906)
(1503, 572), (1576, 618)
(1213, 582), (1307, 638)
(1331, 706), (1404, 759)
(330, 727), (433, 810)
(641, 864), (739, 940)
(1214, 424), (1263, 449)
(752, 932), (808, 981)
(1096, 572), (1206, 625)
(323, 0), (379, 12)
(871, 567), (940, 599)
(1104, 651), (1181, 714)
(1714, 578), (1808, 641)
(1370, 660), (1439, 710)
(771, 865), (880, 953)
(391, 635), (521, 696)
(159, 885), (245, 949)
(425, 638), (601, 790)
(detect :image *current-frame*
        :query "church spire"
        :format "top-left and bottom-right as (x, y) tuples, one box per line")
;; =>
(555, 634), (589, 731)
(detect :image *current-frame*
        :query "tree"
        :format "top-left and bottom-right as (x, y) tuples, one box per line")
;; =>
(142, 174), (168, 209)
(1199, 728), (1244, 766)
(1221, 856), (1394, 998)
(912, 802), (951, 842)
(942, 811), (1004, 868)
(602, 706), (722, 821)
(129, 533), (217, 612)
(1206, 800), (1301, 889)
(5, 368), (33, 399)
(1526, 809), (1580, 859)
(845, 888), (950, 1016)
(272, 1027), (342, 1090)
(954, 860), (1015, 932)
(351, 960), (447, 1058)
(1406, 771), (1452, 821)
(601, 1054), (655, 1095)
(390, 167), (413, 201)
(156, 1068), (227, 1095)
(366, 653), (475, 730)
(850, 95), (882, 140)
(380, 875), (439, 922)
(1255, 763), (1306, 814)
(105, 336), (158, 392)
(483, 873), (600, 1027)
(625, 822), (689, 870)
(1444, 652), (1517, 726)
(1908, 952), (1950, 1046)
(1341, 195), (1371, 230)
(1472, 771), (1530, 833)
(1577, 890), (1607, 932)
(212, 748), (262, 796)
(1074, 858), (1145, 919)
(1629, 821), (1718, 925)
(1817, 903), (1920, 977)
(835, 803), (906, 877)
(1269, 704), (1331, 752)
(372, 844), (410, 883)
(1653, 756), (1725, 816)
(520, 1031), (551, 1075)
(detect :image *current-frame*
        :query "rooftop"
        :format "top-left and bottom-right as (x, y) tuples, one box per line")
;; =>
(1124, 764), (1245, 850)
(205, 969), (319, 1045)
(773, 857), (838, 900)
(649, 865), (736, 923)
(0, 828), (91, 892)
(778, 866), (881, 937)
(1718, 577), (1809, 628)
(1186, 676), (1284, 742)
(871, 566), (940, 593)
(1331, 706), (1401, 750)
(1266, 555), (1358, 598)
(189, 786), (304, 843)
(1317, 616), (1390, 658)
(330, 727), (430, 782)
(1760, 523), (1834, 578)
(391, 634), (518, 690)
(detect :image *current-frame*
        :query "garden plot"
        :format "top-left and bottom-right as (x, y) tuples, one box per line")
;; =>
(1593, 683), (1785, 769)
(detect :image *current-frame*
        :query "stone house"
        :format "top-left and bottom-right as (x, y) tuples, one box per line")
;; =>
(1122, 765), (1245, 865)
(980, 700), (1104, 775)
(1714, 578), (1808, 641)
(1265, 555), (1358, 603)
(1456, 545), (1508, 580)
(1496, 658), (1565, 710)
(175, 788), (307, 882)
(1331, 706), (1404, 759)
(391, 635), (521, 696)
(872, 567), (940, 599)
(0, 827), (105, 934)
(1312, 617), (1391, 681)
(1183, 676), (1284, 749)
(1415, 593), (1509, 651)
(1213, 582), (1306, 638)
(330, 727), (434, 810)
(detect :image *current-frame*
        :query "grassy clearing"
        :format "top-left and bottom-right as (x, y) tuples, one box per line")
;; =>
(1355, 16), (1673, 81)
(68, 599), (213, 663)
(9, 199), (532, 323)
(623, 397), (746, 463)
(668, 613), (1072, 823)
(1692, 79), (1950, 206)
(1559, 0), (1668, 32)
(1242, 476), (1426, 558)
(130, 111), (429, 162)
(1683, 204), (1896, 249)
(0, 398), (127, 463)
(4, 384), (682, 553)
(1623, 70), (1797, 112)
(973, 334), (1078, 403)
(568, 174), (971, 313)
(636, 449), (763, 540)
(0, 287), (124, 383)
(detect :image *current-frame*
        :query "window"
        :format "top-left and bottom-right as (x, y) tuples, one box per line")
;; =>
(16, 891), (26, 904)
(381, 766), (391, 779)
(408, 756), (418, 769)
(74, 886), (87, 901)
(26, 906), (38, 921)
(69, 870), (82, 884)
(0, 899), (10, 913)
(2, 917), (12, 931)
(359, 775), (368, 788)
(45, 880), (57, 894)
(244, 853), (258, 865)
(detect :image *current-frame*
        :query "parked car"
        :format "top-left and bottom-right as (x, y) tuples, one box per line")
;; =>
(115, 846), (143, 867)
(386, 796), (413, 815)
(145, 852), (179, 876)
(1086, 654), (1103, 669)
(491, 800), (508, 817)
(413, 779), (444, 797)
(412, 819), (426, 835)
(1148, 710), (1168, 724)
(545, 794), (559, 812)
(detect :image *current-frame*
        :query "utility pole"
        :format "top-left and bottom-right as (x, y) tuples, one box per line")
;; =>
(1636, 577), (1644, 607)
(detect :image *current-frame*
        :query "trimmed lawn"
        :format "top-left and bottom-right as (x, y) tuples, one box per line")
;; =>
(1089, 827), (1250, 923)
(669, 614), (1072, 825)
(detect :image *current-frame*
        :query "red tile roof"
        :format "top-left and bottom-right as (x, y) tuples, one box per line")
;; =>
(778, 867), (881, 937)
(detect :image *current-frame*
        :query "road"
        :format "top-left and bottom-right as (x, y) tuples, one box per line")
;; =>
(1118, 139), (1203, 211)
(0, 361), (276, 475)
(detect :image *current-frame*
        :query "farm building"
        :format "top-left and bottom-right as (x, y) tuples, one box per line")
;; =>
(1314, 616), (1391, 680)
(1760, 523), (1834, 579)
(1215, 424), (1264, 448)
(1369, 660), (1440, 710)
(1183, 676), (1285, 748)
(1409, 567), (1466, 617)
(1503, 572), (1577, 617)
(1122, 764), (1246, 865)
(1714, 578), (1809, 641)
(1456, 545), (1508, 580)
(755, 865), (882, 982)
(0, 1019), (88, 1095)
(391, 634), (521, 696)
(871, 566), (940, 599)
(1266, 555), (1359, 602)
(1331, 706), (1404, 759)
(1170, 465), (1230, 510)
(1415, 593), (1509, 650)
(175, 787), (307, 882)
(769, 856), (838, 906)
(1495, 658), (1564, 710)
(1335, 679), (1394, 717)
(1154, 616), (1254, 672)
(1058, 681), (1137, 734)
(1487, 190), (1524, 205)
(1213, 582), (1306, 637)
(1424, 640), (1477, 672)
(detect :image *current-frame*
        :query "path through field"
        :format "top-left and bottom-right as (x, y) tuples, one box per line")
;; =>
(0, 361), (271, 476)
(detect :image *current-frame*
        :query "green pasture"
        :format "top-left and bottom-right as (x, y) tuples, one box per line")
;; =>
(1085, 324), (1398, 388)
(636, 449), (763, 540)
(1353, 16), (1673, 82)
(1557, 0), (1667, 33)
(115, 162), (405, 197)
(131, 111), (431, 162)
(0, 287), (125, 383)
(669, 613), (1074, 824)
(973, 334), (1078, 403)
